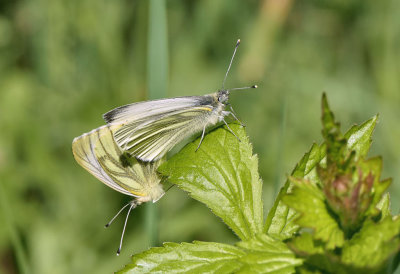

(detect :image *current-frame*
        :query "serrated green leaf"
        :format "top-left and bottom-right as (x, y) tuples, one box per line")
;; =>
(357, 156), (392, 217)
(376, 193), (391, 219)
(342, 217), (400, 272)
(236, 234), (303, 273)
(119, 236), (302, 273)
(282, 177), (344, 249)
(118, 241), (245, 274)
(344, 115), (378, 159)
(265, 143), (323, 238)
(321, 93), (341, 141)
(288, 233), (339, 273)
(159, 124), (263, 240)
(321, 93), (349, 168)
(288, 233), (324, 256)
(287, 233), (352, 274)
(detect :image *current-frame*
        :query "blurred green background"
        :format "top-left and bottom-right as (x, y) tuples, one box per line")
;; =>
(1, 0), (399, 273)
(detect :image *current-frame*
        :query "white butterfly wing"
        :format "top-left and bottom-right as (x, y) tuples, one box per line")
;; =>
(103, 95), (219, 162)
(103, 96), (210, 124)
(115, 106), (216, 161)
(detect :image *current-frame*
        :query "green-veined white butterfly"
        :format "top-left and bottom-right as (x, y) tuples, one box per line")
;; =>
(103, 39), (257, 162)
(72, 124), (165, 255)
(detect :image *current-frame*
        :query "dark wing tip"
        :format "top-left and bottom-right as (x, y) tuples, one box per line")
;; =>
(103, 105), (129, 123)
(103, 109), (116, 123)
(103, 103), (137, 123)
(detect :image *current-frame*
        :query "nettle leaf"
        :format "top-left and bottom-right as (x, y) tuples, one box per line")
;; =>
(342, 217), (400, 272)
(344, 115), (378, 159)
(118, 242), (245, 273)
(282, 177), (344, 249)
(289, 233), (324, 255)
(376, 193), (391, 219)
(287, 233), (346, 273)
(357, 157), (392, 216)
(159, 124), (263, 240)
(321, 93), (345, 165)
(265, 143), (323, 239)
(236, 234), (303, 273)
(119, 235), (302, 273)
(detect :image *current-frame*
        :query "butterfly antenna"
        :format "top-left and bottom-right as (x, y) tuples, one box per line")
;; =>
(228, 85), (258, 92)
(104, 202), (131, 228)
(222, 39), (241, 90)
(117, 203), (136, 256)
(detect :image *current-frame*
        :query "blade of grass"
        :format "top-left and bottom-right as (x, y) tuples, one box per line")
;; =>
(274, 92), (287, 196)
(145, 0), (168, 247)
(0, 182), (30, 274)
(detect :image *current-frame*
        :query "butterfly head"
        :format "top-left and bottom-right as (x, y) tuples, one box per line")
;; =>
(217, 89), (230, 104)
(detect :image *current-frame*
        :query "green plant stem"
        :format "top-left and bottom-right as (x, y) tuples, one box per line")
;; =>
(145, 0), (168, 247)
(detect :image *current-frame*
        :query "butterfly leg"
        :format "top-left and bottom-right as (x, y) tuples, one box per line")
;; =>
(222, 119), (241, 142)
(196, 124), (208, 151)
(226, 104), (245, 127)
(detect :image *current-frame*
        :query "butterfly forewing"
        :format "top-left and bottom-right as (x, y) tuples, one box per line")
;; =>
(103, 96), (211, 124)
(106, 97), (218, 162)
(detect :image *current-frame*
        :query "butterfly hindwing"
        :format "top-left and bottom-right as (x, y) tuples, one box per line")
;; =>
(72, 125), (134, 196)
(72, 125), (164, 199)
(94, 127), (164, 197)
(93, 127), (147, 196)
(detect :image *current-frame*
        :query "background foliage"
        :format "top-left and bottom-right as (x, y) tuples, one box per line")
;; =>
(0, 0), (399, 273)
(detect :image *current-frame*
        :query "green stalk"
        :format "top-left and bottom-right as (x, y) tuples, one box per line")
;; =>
(145, 0), (168, 247)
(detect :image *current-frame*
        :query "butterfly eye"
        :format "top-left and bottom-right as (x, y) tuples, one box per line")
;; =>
(218, 92), (229, 103)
